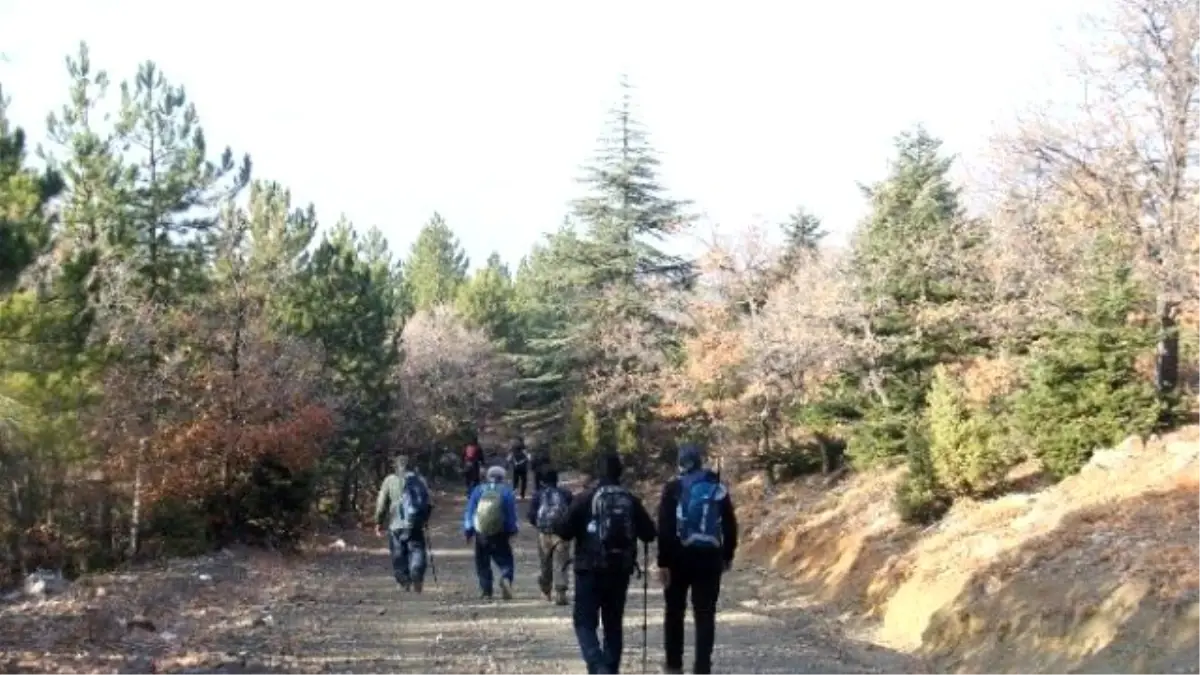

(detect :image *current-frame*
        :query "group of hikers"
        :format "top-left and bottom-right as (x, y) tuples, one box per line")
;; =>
(374, 437), (738, 675)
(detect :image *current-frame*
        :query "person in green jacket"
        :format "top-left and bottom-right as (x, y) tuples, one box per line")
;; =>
(374, 455), (433, 592)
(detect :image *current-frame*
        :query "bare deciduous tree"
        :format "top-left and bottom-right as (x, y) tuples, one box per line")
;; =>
(1000, 0), (1199, 393)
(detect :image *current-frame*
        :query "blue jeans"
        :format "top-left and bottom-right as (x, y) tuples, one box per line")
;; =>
(473, 534), (515, 595)
(573, 570), (631, 674)
(387, 529), (427, 586)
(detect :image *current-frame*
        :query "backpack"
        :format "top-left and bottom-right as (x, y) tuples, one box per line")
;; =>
(396, 472), (431, 531)
(589, 485), (637, 573)
(473, 484), (505, 537)
(465, 444), (481, 462)
(536, 487), (568, 533)
(675, 471), (727, 550)
(511, 449), (529, 470)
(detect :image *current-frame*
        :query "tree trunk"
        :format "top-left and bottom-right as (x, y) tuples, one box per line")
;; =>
(128, 438), (146, 560)
(1155, 295), (1180, 400)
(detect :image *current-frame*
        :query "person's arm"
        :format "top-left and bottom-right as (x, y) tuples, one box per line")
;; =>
(463, 485), (480, 535)
(504, 488), (520, 535)
(656, 481), (679, 569)
(721, 492), (738, 566)
(420, 475), (435, 516)
(633, 495), (658, 544)
(554, 489), (591, 541)
(374, 476), (394, 528)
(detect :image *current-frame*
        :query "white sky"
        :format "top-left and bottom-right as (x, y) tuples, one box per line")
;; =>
(0, 0), (1095, 269)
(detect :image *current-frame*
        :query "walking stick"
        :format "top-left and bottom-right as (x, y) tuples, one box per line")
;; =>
(642, 540), (649, 674)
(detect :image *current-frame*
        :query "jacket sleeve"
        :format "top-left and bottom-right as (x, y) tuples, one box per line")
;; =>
(504, 489), (520, 535)
(420, 475), (434, 516)
(463, 485), (480, 535)
(721, 492), (738, 564)
(655, 480), (679, 569)
(374, 476), (394, 528)
(633, 496), (658, 544)
(554, 489), (591, 541)
(527, 490), (541, 526)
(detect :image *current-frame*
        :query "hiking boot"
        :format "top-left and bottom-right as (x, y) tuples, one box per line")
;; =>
(554, 588), (568, 606)
(499, 578), (513, 600)
(541, 588), (552, 602)
(397, 579), (412, 592)
(662, 666), (683, 675)
(480, 591), (493, 601)
(412, 581), (423, 594)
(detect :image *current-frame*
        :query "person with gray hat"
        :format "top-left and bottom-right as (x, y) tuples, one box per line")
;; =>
(655, 443), (738, 675)
(463, 465), (520, 600)
(374, 454), (434, 593)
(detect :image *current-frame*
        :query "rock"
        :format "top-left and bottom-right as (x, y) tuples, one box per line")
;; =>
(331, 539), (347, 550)
(126, 616), (157, 633)
(118, 655), (157, 673)
(23, 568), (68, 598)
(197, 573), (213, 582)
(377, 607), (387, 615)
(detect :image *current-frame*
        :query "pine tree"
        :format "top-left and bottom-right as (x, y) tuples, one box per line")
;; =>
(775, 206), (827, 280)
(404, 212), (468, 312)
(456, 252), (516, 345)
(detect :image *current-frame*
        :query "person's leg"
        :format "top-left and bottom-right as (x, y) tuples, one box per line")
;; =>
(598, 574), (631, 674)
(551, 535), (570, 604)
(408, 531), (428, 592)
(537, 533), (553, 599)
(662, 567), (690, 674)
(387, 530), (411, 588)
(474, 538), (494, 597)
(690, 570), (723, 675)
(517, 471), (528, 499)
(492, 535), (516, 599)
(572, 572), (606, 674)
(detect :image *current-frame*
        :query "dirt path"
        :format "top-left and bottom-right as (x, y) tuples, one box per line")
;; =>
(0, 483), (922, 674)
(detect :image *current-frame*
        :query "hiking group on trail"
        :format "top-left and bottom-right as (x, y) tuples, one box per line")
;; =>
(373, 439), (739, 675)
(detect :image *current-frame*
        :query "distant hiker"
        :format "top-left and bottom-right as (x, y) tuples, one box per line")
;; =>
(655, 444), (738, 675)
(374, 454), (434, 593)
(531, 442), (553, 491)
(507, 438), (531, 499)
(556, 452), (656, 675)
(463, 439), (485, 497)
(528, 468), (573, 605)
(463, 465), (520, 600)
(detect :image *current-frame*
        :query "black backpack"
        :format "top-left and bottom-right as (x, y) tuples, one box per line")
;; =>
(588, 485), (637, 573)
(536, 487), (568, 533)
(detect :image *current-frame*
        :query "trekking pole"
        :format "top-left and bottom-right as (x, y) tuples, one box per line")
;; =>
(428, 545), (438, 584)
(642, 540), (649, 674)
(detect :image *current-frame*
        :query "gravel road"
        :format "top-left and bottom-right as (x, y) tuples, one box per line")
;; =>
(258, 483), (920, 674)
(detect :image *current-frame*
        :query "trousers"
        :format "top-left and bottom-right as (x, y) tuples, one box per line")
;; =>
(663, 564), (722, 675)
(386, 529), (427, 585)
(573, 570), (631, 674)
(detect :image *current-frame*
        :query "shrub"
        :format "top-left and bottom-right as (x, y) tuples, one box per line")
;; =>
(926, 364), (1013, 497)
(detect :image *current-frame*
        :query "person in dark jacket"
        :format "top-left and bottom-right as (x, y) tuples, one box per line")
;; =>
(531, 442), (553, 491)
(527, 468), (573, 605)
(655, 444), (738, 675)
(463, 438), (485, 497)
(556, 452), (656, 675)
(506, 438), (531, 499)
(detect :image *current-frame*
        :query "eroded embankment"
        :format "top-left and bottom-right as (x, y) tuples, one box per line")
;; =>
(739, 426), (1200, 674)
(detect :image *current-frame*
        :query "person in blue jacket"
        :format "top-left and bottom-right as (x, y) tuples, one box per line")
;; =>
(463, 465), (520, 600)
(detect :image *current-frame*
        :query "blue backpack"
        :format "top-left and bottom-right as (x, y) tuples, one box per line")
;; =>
(675, 471), (727, 550)
(397, 472), (431, 530)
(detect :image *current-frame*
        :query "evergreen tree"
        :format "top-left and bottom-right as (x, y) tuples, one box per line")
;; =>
(456, 252), (516, 345)
(404, 212), (468, 311)
(845, 126), (986, 461)
(775, 206), (827, 280)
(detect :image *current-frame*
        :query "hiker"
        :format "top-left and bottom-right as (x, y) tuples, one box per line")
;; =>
(506, 438), (531, 499)
(527, 468), (573, 605)
(373, 454), (434, 593)
(655, 444), (738, 675)
(463, 465), (520, 600)
(531, 442), (553, 491)
(463, 438), (485, 497)
(556, 452), (656, 675)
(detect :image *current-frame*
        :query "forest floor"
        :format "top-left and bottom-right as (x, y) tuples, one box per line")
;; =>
(0, 476), (921, 674)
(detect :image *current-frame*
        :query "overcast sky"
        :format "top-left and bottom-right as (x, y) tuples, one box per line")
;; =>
(0, 0), (1095, 269)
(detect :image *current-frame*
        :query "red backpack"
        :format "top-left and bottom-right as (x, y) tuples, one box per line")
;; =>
(464, 444), (481, 463)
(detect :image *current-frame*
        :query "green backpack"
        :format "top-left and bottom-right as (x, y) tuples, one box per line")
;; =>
(473, 484), (505, 537)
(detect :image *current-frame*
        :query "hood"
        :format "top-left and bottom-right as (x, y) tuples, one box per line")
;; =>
(596, 452), (623, 483)
(677, 444), (704, 473)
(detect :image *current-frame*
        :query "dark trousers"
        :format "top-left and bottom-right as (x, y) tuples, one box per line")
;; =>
(387, 529), (427, 586)
(473, 534), (515, 596)
(663, 565), (722, 675)
(573, 570), (631, 674)
(465, 475), (480, 498)
(513, 469), (528, 499)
